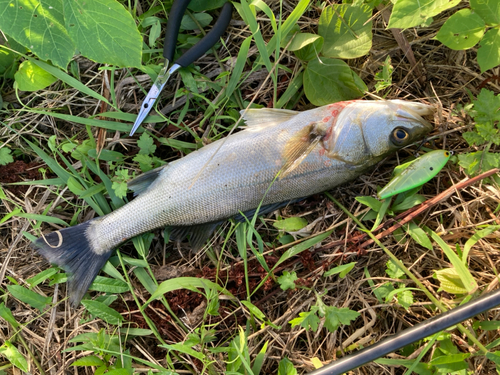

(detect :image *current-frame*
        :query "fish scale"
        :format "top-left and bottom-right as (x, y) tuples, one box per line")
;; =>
(32, 99), (434, 306)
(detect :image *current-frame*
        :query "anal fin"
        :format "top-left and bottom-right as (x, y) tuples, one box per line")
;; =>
(234, 198), (306, 222)
(168, 221), (220, 252)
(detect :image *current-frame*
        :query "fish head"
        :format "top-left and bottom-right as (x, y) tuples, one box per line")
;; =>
(324, 100), (434, 165)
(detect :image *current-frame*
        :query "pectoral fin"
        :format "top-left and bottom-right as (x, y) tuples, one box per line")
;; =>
(280, 122), (328, 179)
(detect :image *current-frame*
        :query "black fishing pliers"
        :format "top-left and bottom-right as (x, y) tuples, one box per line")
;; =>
(130, 0), (233, 136)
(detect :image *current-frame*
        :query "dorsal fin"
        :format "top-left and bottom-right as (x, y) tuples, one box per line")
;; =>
(241, 108), (299, 129)
(127, 165), (167, 196)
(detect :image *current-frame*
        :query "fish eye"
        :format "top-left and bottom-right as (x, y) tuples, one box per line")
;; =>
(390, 127), (409, 145)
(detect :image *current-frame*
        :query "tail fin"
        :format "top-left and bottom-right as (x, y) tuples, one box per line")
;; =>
(31, 220), (112, 307)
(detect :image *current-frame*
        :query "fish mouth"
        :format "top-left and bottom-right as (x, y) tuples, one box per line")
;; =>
(390, 100), (435, 132)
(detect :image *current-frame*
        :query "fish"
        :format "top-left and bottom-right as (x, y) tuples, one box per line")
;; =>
(32, 99), (434, 306)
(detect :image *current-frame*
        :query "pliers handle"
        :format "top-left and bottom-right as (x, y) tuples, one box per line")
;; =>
(164, 0), (232, 67)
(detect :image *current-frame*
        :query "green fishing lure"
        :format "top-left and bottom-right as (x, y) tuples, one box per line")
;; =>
(378, 150), (452, 200)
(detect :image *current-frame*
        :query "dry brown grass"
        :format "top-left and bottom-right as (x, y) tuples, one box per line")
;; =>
(1, 1), (500, 374)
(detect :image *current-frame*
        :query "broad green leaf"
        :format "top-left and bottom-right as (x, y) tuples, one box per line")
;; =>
(273, 217), (308, 232)
(287, 33), (323, 61)
(187, 0), (227, 12)
(161, 343), (206, 360)
(88, 276), (129, 294)
(435, 9), (485, 50)
(0, 341), (29, 372)
(278, 357), (298, 375)
(27, 268), (58, 287)
(371, 195), (391, 230)
(180, 13), (213, 30)
(147, 277), (234, 304)
(375, 358), (433, 375)
(478, 27), (500, 73)
(434, 268), (468, 294)
(137, 133), (156, 155)
(304, 57), (366, 105)
(7, 285), (51, 312)
(63, 0), (142, 68)
(407, 222), (433, 250)
(324, 306), (359, 332)
(476, 123), (500, 144)
(0, 147), (14, 165)
(0, 0), (74, 68)
(374, 282), (395, 302)
(395, 289), (413, 310)
(473, 89), (500, 122)
(474, 320), (500, 331)
(14, 60), (57, 91)
(386, 259), (405, 279)
(429, 352), (470, 372)
(81, 300), (124, 325)
(457, 151), (482, 175)
(323, 262), (356, 278)
(87, 149), (125, 162)
(289, 309), (320, 331)
(430, 231), (477, 293)
(241, 300), (266, 321)
(355, 196), (382, 212)
(319, 4), (372, 59)
(387, 0), (461, 29)
(112, 181), (128, 199)
(486, 351), (500, 365)
(71, 355), (105, 367)
(0, 47), (18, 78)
(391, 193), (426, 212)
(28, 58), (112, 106)
(277, 271), (298, 291)
(67, 176), (84, 195)
(0, 303), (20, 329)
(275, 230), (332, 268)
(470, 0), (500, 26)
(463, 131), (486, 147)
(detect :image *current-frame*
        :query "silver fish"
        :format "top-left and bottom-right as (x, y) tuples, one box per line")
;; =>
(32, 99), (434, 306)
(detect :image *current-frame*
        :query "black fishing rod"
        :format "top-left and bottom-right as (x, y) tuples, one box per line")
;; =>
(309, 288), (500, 375)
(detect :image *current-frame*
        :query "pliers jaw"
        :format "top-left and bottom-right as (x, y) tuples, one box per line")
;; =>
(129, 62), (181, 136)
